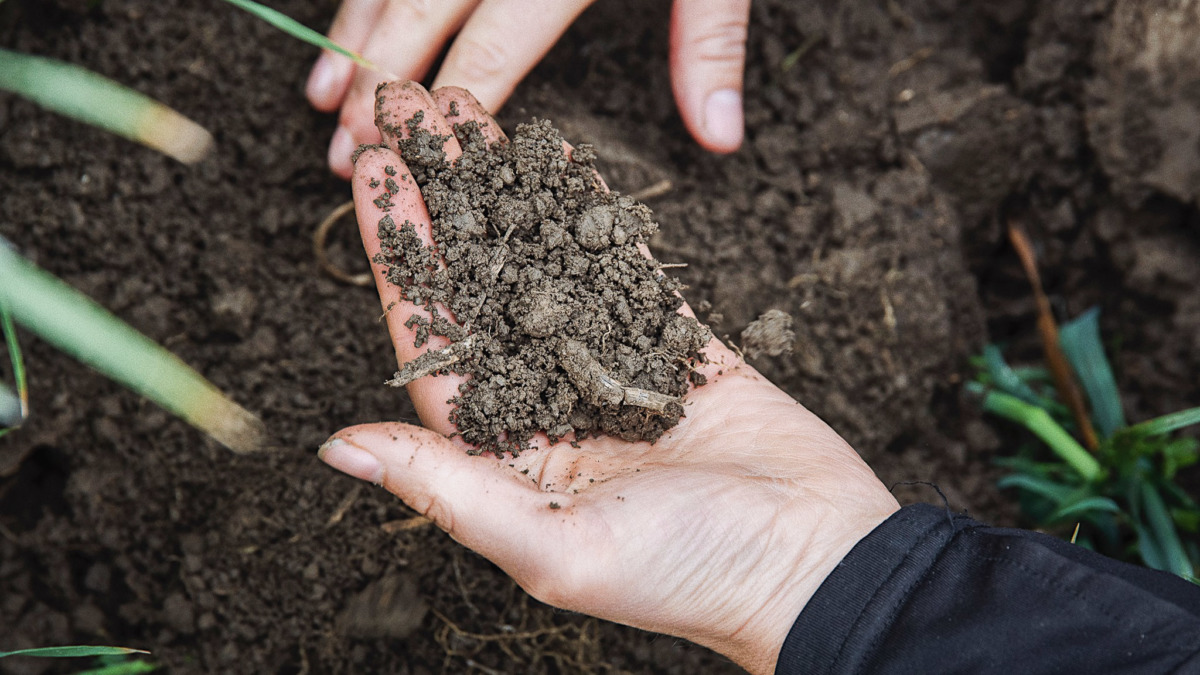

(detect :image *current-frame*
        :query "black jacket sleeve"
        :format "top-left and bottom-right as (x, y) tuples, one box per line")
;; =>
(776, 503), (1200, 674)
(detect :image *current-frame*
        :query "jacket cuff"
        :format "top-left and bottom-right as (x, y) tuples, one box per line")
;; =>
(774, 503), (968, 674)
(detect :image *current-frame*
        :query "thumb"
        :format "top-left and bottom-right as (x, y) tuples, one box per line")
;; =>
(319, 423), (552, 564)
(669, 0), (751, 154)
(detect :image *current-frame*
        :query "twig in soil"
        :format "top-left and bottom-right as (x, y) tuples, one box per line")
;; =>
(889, 46), (934, 77)
(556, 340), (680, 414)
(325, 484), (363, 528)
(627, 179), (673, 202)
(387, 336), (475, 388)
(313, 199), (373, 286)
(381, 515), (433, 533)
(1007, 220), (1099, 451)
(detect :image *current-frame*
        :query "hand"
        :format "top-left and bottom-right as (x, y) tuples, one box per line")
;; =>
(306, 0), (752, 179)
(319, 81), (899, 675)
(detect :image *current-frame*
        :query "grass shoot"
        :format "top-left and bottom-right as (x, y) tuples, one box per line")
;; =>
(0, 301), (26, 435)
(0, 236), (267, 453)
(0, 646), (149, 659)
(0, 49), (213, 164)
(220, 0), (380, 71)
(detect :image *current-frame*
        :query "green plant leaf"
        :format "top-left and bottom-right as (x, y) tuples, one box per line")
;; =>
(219, 0), (378, 70)
(1049, 496), (1121, 523)
(0, 294), (27, 433)
(0, 646), (148, 659)
(1140, 483), (1195, 578)
(1134, 522), (1169, 572)
(980, 389), (1104, 482)
(1161, 438), (1199, 480)
(983, 345), (1043, 405)
(76, 659), (159, 675)
(1125, 406), (1200, 438)
(1059, 307), (1125, 438)
(1173, 507), (1200, 534)
(997, 474), (1077, 504)
(0, 236), (266, 453)
(0, 49), (212, 163)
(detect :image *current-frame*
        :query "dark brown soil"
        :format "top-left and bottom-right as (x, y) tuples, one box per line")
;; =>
(1, 0), (1197, 673)
(371, 113), (708, 455)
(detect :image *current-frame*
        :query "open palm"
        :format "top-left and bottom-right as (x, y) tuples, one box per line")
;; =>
(321, 81), (899, 675)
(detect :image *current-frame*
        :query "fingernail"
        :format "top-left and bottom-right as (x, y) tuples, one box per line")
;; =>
(328, 126), (355, 177)
(307, 54), (336, 103)
(704, 89), (744, 152)
(318, 438), (384, 484)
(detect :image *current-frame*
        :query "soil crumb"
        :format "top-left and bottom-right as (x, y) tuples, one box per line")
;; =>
(741, 310), (795, 359)
(369, 116), (710, 456)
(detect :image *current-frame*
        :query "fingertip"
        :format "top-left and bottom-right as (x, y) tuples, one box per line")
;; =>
(431, 86), (508, 145)
(318, 436), (385, 484)
(669, 0), (750, 153)
(700, 88), (744, 153)
(306, 53), (354, 112)
(329, 126), (357, 179)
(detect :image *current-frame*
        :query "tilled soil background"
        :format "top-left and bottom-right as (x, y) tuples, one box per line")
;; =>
(1, 0), (1198, 673)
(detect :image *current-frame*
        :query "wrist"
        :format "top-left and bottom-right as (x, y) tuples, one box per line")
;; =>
(708, 493), (899, 674)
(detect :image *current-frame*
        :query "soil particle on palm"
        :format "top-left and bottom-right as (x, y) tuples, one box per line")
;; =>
(741, 310), (796, 359)
(369, 116), (710, 455)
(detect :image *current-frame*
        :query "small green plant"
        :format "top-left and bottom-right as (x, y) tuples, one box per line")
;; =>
(0, 300), (27, 437)
(219, 0), (379, 71)
(0, 0), (374, 165)
(0, 236), (266, 452)
(970, 308), (1200, 580)
(0, 48), (213, 163)
(0, 645), (156, 674)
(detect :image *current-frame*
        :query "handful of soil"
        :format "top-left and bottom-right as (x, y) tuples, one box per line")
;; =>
(369, 114), (711, 456)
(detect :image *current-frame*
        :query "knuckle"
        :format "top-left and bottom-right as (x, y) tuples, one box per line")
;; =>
(414, 493), (456, 534)
(394, 0), (435, 22)
(449, 36), (509, 81)
(690, 17), (749, 64)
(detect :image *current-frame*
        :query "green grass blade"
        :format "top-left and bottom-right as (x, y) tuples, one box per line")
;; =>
(0, 298), (28, 433)
(1059, 307), (1125, 438)
(76, 659), (159, 675)
(0, 384), (19, 431)
(980, 389), (1103, 482)
(997, 474), (1076, 504)
(0, 237), (266, 453)
(0, 646), (148, 659)
(983, 345), (1044, 405)
(1125, 406), (1200, 437)
(1048, 496), (1121, 523)
(220, 0), (378, 70)
(1141, 483), (1195, 578)
(1134, 522), (1169, 572)
(0, 49), (212, 163)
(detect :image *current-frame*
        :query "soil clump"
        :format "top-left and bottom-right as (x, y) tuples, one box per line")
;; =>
(371, 116), (711, 455)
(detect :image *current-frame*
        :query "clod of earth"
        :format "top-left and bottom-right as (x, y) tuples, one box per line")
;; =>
(741, 309), (796, 359)
(369, 116), (711, 456)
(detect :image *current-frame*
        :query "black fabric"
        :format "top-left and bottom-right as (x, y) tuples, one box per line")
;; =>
(776, 503), (1200, 674)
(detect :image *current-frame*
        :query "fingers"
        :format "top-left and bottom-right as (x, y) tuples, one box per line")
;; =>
(320, 424), (557, 572)
(432, 87), (508, 146)
(351, 82), (499, 432)
(374, 81), (464, 162)
(306, 0), (386, 113)
(431, 0), (595, 112)
(669, 0), (751, 153)
(326, 1), (482, 178)
(353, 146), (465, 433)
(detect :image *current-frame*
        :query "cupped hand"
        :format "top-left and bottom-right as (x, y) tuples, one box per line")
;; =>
(306, 0), (751, 179)
(319, 81), (898, 675)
